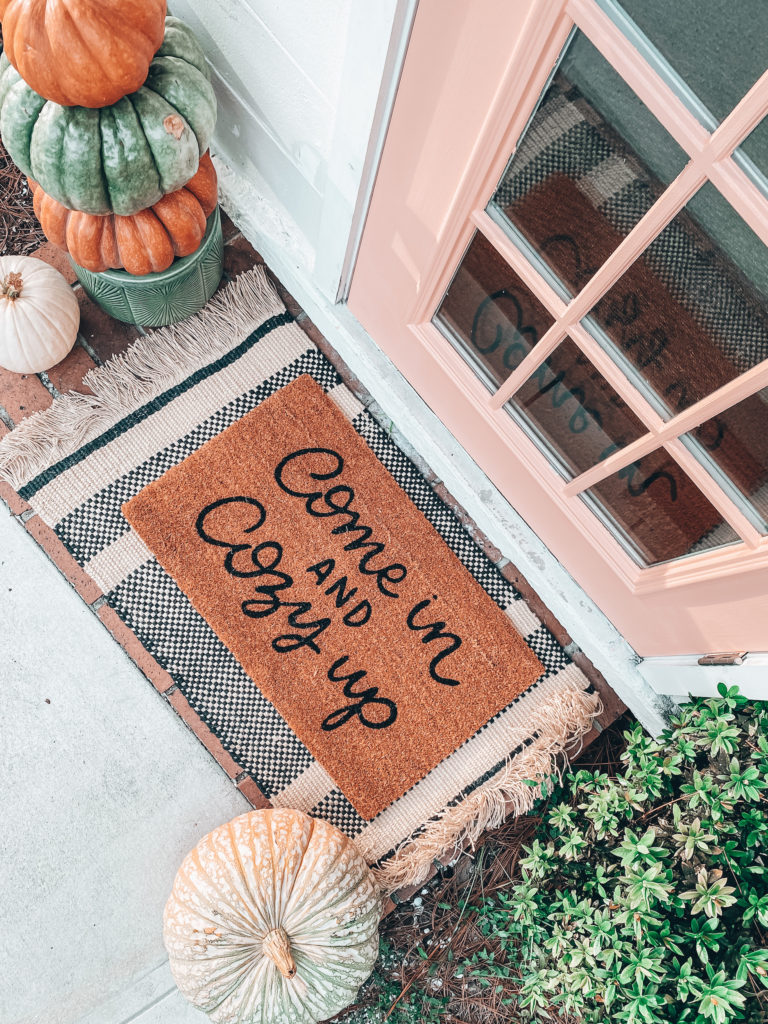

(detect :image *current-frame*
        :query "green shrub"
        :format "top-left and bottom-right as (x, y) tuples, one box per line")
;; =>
(507, 685), (768, 1023)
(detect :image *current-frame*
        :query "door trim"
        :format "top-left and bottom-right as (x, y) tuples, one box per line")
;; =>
(639, 653), (768, 700)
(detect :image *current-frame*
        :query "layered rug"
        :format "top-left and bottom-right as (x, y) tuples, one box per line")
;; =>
(0, 267), (600, 891)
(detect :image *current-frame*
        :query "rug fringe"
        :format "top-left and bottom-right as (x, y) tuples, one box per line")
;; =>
(0, 267), (285, 490)
(370, 686), (601, 894)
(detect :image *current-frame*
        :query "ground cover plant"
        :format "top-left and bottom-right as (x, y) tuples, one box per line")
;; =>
(334, 720), (629, 1024)
(339, 688), (768, 1023)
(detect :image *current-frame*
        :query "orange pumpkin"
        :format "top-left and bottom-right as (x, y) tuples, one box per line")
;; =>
(30, 152), (218, 276)
(0, 0), (167, 108)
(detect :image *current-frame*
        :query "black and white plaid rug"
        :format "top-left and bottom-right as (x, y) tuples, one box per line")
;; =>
(0, 268), (597, 883)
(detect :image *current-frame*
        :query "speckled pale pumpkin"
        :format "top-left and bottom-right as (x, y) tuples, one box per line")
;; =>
(0, 17), (216, 216)
(164, 808), (382, 1024)
(0, 255), (79, 373)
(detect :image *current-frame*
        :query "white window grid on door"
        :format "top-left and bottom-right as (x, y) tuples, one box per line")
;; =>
(409, 0), (768, 592)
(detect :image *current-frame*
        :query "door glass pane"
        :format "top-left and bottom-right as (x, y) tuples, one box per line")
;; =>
(434, 231), (555, 391)
(505, 337), (647, 478)
(488, 30), (687, 296)
(738, 116), (768, 191)
(582, 449), (740, 565)
(683, 386), (768, 531)
(614, 0), (768, 124)
(584, 183), (768, 416)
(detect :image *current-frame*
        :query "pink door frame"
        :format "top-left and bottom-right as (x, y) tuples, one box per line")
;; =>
(349, 0), (768, 657)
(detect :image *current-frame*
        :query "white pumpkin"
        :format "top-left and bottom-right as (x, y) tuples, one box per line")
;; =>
(164, 808), (382, 1024)
(0, 255), (79, 373)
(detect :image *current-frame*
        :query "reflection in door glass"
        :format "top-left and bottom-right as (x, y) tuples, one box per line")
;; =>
(584, 184), (768, 416)
(615, 0), (768, 124)
(434, 232), (555, 391)
(488, 30), (687, 295)
(505, 337), (647, 479)
(684, 386), (768, 533)
(582, 449), (740, 566)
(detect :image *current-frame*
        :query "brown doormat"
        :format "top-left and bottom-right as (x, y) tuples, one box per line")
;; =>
(124, 374), (543, 819)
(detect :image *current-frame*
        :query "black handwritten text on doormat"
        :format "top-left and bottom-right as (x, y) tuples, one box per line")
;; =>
(195, 447), (464, 733)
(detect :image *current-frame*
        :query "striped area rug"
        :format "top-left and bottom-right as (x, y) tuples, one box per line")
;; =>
(0, 267), (599, 891)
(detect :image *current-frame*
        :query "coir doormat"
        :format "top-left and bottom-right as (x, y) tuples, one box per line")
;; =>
(123, 373), (544, 820)
(0, 267), (599, 891)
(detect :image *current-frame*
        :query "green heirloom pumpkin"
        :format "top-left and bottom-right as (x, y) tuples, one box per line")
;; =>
(0, 17), (216, 216)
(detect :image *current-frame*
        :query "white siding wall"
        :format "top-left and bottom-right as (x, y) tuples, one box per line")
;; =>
(170, 0), (398, 298)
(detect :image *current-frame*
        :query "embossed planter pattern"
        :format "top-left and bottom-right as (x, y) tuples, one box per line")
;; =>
(71, 207), (223, 327)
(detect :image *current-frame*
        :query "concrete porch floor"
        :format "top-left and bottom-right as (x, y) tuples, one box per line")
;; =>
(0, 220), (627, 1024)
(0, 499), (242, 1024)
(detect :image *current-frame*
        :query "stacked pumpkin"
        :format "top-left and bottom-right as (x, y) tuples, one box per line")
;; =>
(0, 0), (222, 320)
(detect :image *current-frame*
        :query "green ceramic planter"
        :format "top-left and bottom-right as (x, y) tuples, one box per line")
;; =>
(70, 206), (223, 328)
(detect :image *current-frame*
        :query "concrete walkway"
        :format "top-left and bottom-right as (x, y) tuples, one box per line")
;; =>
(0, 501), (248, 1024)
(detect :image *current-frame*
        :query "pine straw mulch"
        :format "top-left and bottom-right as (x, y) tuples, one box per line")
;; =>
(335, 715), (634, 1024)
(0, 145), (43, 257)
(0, 31), (47, 257)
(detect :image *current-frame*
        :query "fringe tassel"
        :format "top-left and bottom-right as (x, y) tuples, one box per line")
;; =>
(371, 686), (601, 894)
(0, 267), (285, 490)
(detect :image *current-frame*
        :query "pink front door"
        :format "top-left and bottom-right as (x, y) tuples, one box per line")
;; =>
(349, 0), (768, 657)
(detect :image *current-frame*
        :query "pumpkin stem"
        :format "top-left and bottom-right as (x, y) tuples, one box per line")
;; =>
(1, 272), (23, 301)
(262, 927), (297, 979)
